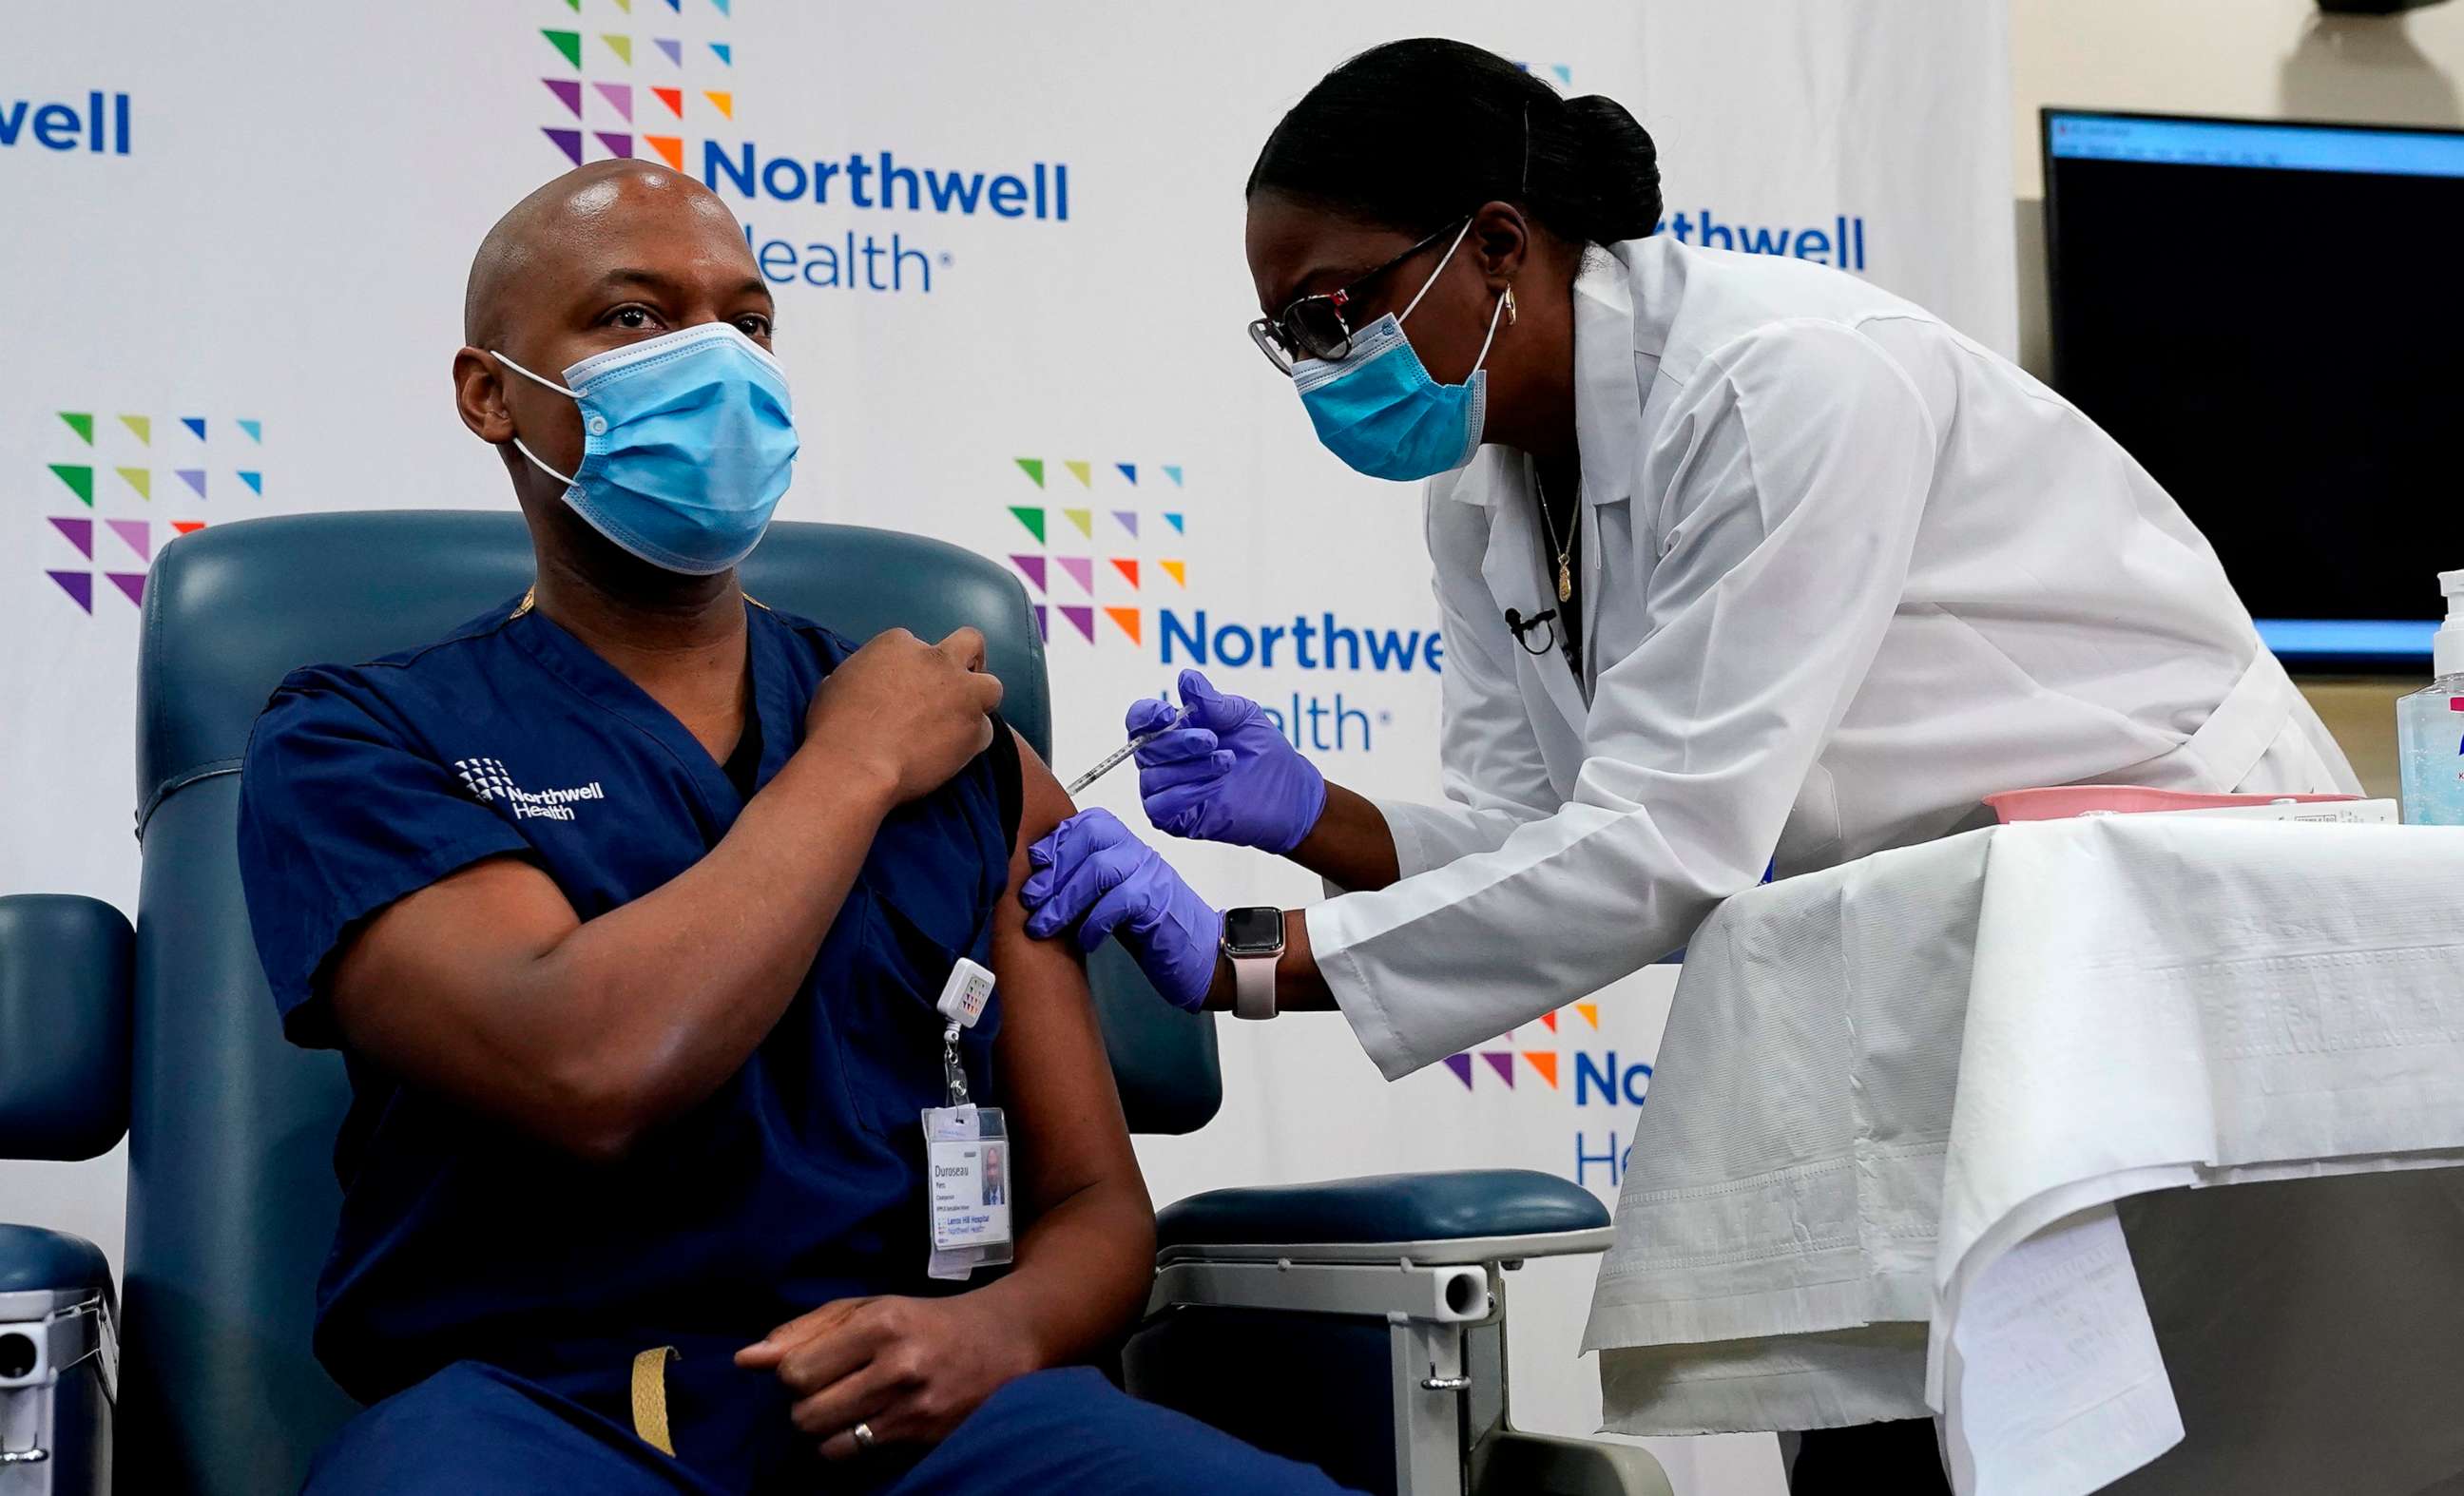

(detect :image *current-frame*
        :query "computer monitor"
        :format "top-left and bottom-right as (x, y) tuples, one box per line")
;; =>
(2042, 108), (2464, 669)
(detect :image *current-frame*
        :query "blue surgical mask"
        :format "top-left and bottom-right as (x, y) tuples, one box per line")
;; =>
(494, 322), (799, 575)
(1293, 221), (1510, 482)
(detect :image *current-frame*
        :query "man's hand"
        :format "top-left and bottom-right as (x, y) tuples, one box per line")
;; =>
(735, 1295), (1038, 1459)
(804, 626), (1004, 803)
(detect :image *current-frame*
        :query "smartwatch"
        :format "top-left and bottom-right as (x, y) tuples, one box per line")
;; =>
(1221, 906), (1285, 1021)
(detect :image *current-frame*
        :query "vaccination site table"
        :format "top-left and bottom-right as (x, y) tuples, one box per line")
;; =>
(1581, 815), (2464, 1496)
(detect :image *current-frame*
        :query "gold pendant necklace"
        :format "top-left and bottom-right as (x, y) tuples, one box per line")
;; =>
(1536, 470), (1578, 604)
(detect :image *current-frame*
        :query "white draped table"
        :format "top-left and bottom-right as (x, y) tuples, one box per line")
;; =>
(1582, 816), (2464, 1495)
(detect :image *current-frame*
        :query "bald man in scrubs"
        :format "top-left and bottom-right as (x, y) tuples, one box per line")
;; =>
(236, 162), (1350, 1495)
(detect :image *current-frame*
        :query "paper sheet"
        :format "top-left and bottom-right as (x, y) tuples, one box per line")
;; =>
(1940, 1205), (2183, 1496)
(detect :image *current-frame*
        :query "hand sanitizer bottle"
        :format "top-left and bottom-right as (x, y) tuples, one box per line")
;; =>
(2397, 569), (2464, 825)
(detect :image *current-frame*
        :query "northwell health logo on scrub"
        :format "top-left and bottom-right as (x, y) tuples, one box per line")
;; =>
(529, 5), (1067, 296)
(455, 757), (607, 822)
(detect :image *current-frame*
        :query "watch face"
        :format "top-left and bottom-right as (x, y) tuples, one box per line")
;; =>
(1223, 906), (1283, 955)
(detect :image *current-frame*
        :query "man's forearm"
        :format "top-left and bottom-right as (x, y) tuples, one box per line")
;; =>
(511, 746), (897, 1151)
(966, 1176), (1157, 1369)
(1285, 782), (1402, 892)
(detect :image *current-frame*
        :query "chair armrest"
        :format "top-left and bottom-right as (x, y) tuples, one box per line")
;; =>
(1155, 1169), (1612, 1266)
(0, 1223), (115, 1314)
(0, 894), (133, 1161)
(0, 1223), (119, 1403)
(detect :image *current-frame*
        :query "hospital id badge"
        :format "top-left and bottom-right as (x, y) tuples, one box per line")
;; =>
(922, 1103), (1013, 1281)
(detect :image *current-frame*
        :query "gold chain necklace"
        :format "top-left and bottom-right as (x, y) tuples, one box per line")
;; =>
(1534, 468), (1578, 604)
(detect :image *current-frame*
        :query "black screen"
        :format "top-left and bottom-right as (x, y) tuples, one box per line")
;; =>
(2045, 110), (2464, 649)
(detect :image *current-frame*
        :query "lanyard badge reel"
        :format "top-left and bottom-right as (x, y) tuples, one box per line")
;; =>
(923, 957), (1012, 1281)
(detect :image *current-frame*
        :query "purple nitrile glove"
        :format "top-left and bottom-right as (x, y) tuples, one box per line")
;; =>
(1129, 669), (1327, 855)
(1019, 808), (1222, 1012)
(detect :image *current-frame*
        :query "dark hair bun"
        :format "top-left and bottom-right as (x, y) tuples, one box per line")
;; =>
(1559, 95), (1663, 242)
(1249, 38), (1664, 248)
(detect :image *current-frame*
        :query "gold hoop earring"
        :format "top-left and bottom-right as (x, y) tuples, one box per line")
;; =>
(1504, 286), (1518, 325)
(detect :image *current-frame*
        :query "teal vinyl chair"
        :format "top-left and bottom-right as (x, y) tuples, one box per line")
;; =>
(0, 512), (1655, 1496)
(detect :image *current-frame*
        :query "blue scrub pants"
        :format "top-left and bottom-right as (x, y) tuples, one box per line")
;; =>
(304, 1359), (1357, 1495)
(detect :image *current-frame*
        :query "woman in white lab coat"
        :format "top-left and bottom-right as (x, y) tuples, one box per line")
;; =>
(1017, 38), (2359, 1488)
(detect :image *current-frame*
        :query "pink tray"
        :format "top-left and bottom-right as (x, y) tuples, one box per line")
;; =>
(1983, 786), (2362, 823)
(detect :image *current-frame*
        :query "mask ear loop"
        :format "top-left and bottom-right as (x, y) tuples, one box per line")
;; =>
(1396, 216), (1511, 376)
(1397, 218), (1476, 325)
(491, 351), (583, 488)
(1468, 282), (1510, 377)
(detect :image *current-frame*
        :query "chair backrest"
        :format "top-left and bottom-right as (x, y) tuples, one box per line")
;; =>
(120, 511), (1218, 1495)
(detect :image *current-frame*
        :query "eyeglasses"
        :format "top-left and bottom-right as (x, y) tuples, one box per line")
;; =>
(1247, 217), (1470, 375)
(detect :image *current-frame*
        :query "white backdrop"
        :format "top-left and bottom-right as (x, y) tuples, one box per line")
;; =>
(1, 4), (2011, 1488)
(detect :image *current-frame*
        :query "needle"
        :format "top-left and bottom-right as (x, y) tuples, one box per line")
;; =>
(1066, 707), (1188, 796)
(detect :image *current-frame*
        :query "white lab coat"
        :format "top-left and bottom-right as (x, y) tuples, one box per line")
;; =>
(1307, 237), (2358, 1081)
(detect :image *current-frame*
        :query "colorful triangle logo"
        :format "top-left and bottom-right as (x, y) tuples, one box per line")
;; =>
(542, 29), (583, 67)
(238, 419), (262, 443)
(116, 466), (150, 500)
(59, 412), (93, 446)
(108, 519), (152, 562)
(703, 90), (734, 120)
(119, 414), (150, 445)
(1522, 1052), (1559, 1089)
(1163, 465), (1184, 487)
(654, 38), (683, 67)
(594, 83), (634, 122)
(1013, 456), (1045, 488)
(170, 520), (206, 536)
(1055, 557), (1094, 594)
(643, 135), (683, 170)
(238, 470), (263, 495)
(1064, 459), (1092, 488)
(1007, 506), (1045, 544)
(1442, 1053), (1475, 1089)
(1057, 605), (1094, 643)
(48, 571), (93, 615)
(180, 416), (206, 440)
(544, 78), (583, 117)
(610, 0), (631, 11)
(1111, 509), (1138, 538)
(1103, 606), (1142, 644)
(710, 42), (732, 65)
(595, 131), (634, 159)
(1159, 559), (1185, 587)
(711, 0), (731, 14)
(545, 127), (584, 165)
(651, 86), (683, 117)
(1110, 558), (1140, 589)
(49, 464), (94, 507)
(601, 33), (633, 65)
(1163, 512), (1184, 534)
(1008, 555), (1047, 594)
(106, 573), (146, 608)
(1480, 1051), (1517, 1087)
(1116, 463), (1137, 485)
(1062, 508), (1092, 538)
(48, 517), (93, 559)
(1574, 1002), (1600, 1029)
(176, 469), (206, 498)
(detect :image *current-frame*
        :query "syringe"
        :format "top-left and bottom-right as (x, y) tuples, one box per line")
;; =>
(1065, 706), (1190, 796)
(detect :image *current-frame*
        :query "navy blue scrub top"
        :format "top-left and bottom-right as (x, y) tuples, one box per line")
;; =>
(236, 596), (1020, 1406)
